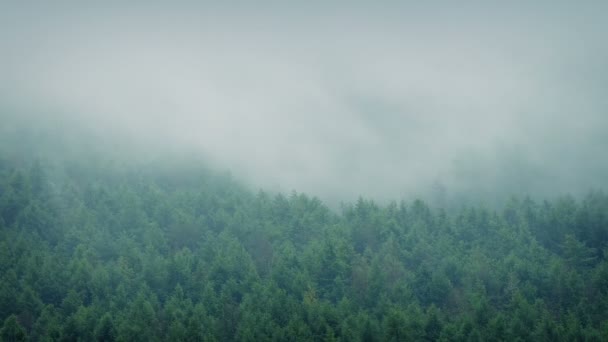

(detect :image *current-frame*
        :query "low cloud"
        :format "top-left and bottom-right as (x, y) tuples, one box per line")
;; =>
(2, 3), (607, 204)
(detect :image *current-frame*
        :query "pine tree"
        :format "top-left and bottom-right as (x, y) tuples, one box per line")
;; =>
(0, 315), (27, 342)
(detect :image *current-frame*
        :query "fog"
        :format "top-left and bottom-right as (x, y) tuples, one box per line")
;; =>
(2, 3), (607, 204)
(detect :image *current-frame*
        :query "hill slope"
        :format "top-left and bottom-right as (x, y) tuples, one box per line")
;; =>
(1, 153), (607, 341)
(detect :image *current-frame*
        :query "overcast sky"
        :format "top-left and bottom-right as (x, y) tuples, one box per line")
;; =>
(2, 3), (607, 203)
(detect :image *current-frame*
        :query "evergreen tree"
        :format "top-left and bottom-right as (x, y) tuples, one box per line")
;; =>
(0, 315), (27, 342)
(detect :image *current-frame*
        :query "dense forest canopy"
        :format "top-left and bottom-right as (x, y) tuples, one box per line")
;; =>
(2, 3), (608, 341)
(0, 122), (607, 341)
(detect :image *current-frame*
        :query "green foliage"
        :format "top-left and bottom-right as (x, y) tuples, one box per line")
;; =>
(0, 155), (607, 340)
(1, 315), (27, 342)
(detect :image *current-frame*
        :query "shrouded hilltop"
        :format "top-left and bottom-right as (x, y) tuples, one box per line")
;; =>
(1, 2), (608, 341)
(2, 3), (608, 204)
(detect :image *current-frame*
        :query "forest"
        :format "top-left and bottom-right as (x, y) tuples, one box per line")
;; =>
(2, 2), (608, 340)
(1, 148), (607, 341)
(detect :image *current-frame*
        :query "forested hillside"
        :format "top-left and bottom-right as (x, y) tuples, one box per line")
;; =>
(1, 154), (607, 341)
(3, 1), (608, 340)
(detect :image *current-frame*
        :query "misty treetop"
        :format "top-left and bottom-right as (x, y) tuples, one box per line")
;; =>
(2, 2), (608, 341)
(1, 153), (607, 341)
(3, 2), (608, 203)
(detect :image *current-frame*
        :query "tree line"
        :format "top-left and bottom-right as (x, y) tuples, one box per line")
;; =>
(0, 156), (607, 341)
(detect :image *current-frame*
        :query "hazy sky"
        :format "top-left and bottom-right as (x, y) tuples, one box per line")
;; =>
(2, 3), (607, 203)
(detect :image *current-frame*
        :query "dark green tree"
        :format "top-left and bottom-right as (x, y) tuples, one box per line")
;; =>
(0, 315), (27, 342)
